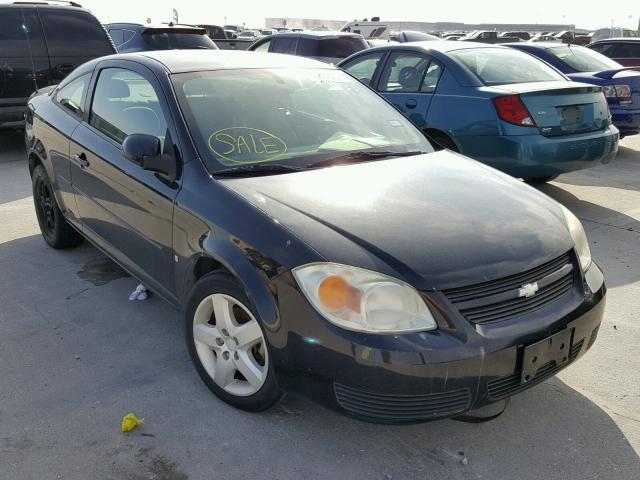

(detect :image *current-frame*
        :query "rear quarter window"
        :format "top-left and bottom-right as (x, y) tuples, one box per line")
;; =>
(0, 8), (47, 57)
(39, 8), (114, 57)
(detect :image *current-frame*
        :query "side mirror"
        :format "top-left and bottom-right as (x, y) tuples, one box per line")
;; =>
(123, 133), (177, 181)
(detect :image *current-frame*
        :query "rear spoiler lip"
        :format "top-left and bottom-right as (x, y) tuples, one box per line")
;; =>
(142, 27), (207, 35)
(593, 67), (640, 79)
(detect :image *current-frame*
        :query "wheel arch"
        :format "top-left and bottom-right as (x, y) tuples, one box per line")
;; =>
(423, 128), (460, 152)
(183, 239), (281, 332)
(28, 150), (44, 177)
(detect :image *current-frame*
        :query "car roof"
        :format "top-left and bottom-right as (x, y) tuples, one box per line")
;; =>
(115, 50), (335, 73)
(269, 31), (363, 39)
(361, 40), (510, 55)
(504, 42), (566, 49)
(590, 38), (640, 43)
(0, 2), (86, 10)
(105, 22), (203, 30)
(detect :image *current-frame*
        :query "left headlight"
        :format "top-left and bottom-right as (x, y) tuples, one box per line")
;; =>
(562, 206), (592, 272)
(292, 263), (437, 334)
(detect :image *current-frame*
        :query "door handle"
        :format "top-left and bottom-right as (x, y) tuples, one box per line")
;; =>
(73, 153), (89, 169)
(405, 99), (418, 109)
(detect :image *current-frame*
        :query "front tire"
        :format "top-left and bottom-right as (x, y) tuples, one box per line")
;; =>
(32, 164), (83, 249)
(185, 272), (283, 411)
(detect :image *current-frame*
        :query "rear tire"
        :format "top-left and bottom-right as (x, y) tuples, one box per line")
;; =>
(425, 131), (459, 152)
(185, 272), (283, 412)
(32, 165), (83, 249)
(524, 175), (559, 184)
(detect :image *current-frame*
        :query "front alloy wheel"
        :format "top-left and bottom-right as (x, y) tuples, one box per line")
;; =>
(193, 293), (268, 396)
(185, 273), (283, 411)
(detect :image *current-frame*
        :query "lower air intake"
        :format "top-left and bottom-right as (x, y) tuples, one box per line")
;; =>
(334, 383), (471, 423)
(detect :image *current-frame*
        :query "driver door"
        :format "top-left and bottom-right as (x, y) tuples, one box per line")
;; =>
(376, 51), (443, 129)
(70, 62), (181, 302)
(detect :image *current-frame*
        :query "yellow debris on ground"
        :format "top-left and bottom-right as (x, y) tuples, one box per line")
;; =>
(121, 413), (144, 432)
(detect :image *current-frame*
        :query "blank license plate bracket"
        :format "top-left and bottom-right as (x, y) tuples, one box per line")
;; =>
(560, 106), (584, 126)
(521, 328), (574, 383)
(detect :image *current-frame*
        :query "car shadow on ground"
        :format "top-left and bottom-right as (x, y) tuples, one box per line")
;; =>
(0, 131), (31, 205)
(269, 376), (639, 479)
(0, 130), (26, 162)
(538, 181), (640, 231)
(0, 234), (638, 479)
(553, 145), (640, 193)
(536, 183), (639, 289)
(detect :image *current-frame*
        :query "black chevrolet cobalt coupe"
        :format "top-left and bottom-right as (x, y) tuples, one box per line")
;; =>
(25, 51), (605, 423)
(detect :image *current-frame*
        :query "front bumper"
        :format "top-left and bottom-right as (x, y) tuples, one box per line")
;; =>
(268, 262), (606, 423)
(0, 105), (27, 129)
(456, 126), (619, 179)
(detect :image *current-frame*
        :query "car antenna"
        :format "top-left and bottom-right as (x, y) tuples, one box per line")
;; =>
(19, 8), (40, 95)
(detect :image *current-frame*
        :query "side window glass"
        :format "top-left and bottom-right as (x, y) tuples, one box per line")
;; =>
(343, 53), (384, 86)
(380, 52), (430, 93)
(589, 43), (610, 55)
(89, 68), (167, 147)
(421, 61), (443, 93)
(108, 29), (124, 47)
(612, 43), (637, 58)
(253, 40), (270, 52)
(55, 74), (90, 116)
(272, 38), (296, 54)
(296, 38), (316, 57)
(39, 9), (113, 56)
(0, 8), (47, 57)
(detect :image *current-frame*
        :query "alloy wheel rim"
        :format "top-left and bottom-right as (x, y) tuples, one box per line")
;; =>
(193, 293), (268, 396)
(37, 179), (55, 235)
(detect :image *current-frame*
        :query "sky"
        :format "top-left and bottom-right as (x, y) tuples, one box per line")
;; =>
(82, 0), (638, 31)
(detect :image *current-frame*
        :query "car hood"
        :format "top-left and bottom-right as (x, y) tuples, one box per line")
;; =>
(220, 152), (574, 290)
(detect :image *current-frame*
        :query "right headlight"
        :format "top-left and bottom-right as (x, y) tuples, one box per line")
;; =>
(292, 263), (437, 334)
(562, 206), (592, 272)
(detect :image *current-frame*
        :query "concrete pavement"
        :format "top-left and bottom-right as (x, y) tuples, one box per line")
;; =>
(0, 130), (638, 479)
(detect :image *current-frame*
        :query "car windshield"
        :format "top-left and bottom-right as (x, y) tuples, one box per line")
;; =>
(547, 45), (621, 72)
(143, 32), (216, 50)
(450, 47), (566, 85)
(172, 67), (432, 173)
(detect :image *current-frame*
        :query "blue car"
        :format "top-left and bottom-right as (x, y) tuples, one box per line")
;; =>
(507, 43), (640, 138)
(338, 42), (618, 182)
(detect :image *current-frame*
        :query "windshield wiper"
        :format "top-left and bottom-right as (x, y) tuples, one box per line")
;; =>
(214, 163), (305, 177)
(309, 150), (426, 170)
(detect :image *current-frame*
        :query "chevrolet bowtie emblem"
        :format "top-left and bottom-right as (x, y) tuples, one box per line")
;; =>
(519, 282), (539, 298)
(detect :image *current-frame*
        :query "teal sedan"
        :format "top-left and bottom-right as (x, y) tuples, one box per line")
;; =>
(339, 41), (619, 182)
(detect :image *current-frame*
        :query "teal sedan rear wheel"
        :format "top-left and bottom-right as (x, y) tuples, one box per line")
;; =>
(525, 175), (559, 184)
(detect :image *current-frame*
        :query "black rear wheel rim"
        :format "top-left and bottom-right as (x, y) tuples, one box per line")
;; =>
(36, 178), (56, 236)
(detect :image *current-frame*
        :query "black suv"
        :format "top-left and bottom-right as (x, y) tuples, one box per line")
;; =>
(0, 1), (115, 129)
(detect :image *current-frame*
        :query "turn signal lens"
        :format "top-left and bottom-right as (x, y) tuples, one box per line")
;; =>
(493, 95), (536, 127)
(318, 276), (361, 312)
